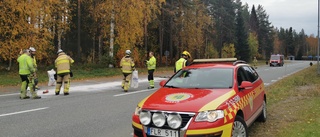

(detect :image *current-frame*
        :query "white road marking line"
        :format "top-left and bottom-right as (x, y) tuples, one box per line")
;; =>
(0, 93), (19, 97)
(114, 89), (155, 97)
(0, 107), (49, 117)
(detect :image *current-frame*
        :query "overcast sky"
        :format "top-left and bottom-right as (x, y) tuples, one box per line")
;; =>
(241, 0), (318, 36)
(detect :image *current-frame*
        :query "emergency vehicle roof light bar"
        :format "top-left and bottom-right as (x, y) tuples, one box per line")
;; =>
(233, 60), (247, 66)
(191, 58), (237, 65)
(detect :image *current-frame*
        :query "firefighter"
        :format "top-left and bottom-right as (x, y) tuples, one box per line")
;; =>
(29, 47), (40, 90)
(174, 51), (191, 73)
(120, 50), (135, 92)
(145, 51), (156, 89)
(17, 49), (41, 99)
(55, 49), (74, 95)
(253, 57), (258, 69)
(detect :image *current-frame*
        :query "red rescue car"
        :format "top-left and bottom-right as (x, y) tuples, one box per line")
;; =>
(132, 58), (267, 137)
(269, 54), (284, 67)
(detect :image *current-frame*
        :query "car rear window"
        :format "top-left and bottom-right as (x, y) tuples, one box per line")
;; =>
(165, 68), (233, 89)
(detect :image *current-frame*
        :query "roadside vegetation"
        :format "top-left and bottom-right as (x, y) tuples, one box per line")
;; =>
(249, 65), (320, 137)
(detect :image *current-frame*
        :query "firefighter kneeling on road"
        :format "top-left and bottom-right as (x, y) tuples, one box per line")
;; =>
(120, 50), (135, 92)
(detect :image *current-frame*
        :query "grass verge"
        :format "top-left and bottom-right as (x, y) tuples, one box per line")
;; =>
(249, 65), (320, 137)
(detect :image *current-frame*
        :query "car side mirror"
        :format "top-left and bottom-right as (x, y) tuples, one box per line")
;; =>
(159, 80), (167, 87)
(239, 81), (253, 90)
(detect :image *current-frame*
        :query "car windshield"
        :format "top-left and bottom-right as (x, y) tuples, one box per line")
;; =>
(165, 68), (233, 89)
(270, 55), (280, 60)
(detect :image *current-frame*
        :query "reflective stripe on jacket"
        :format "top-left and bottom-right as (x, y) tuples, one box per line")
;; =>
(175, 58), (186, 72)
(120, 55), (135, 73)
(147, 56), (156, 70)
(55, 53), (74, 74)
(17, 54), (35, 75)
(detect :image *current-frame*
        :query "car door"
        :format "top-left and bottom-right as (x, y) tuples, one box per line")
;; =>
(236, 66), (260, 121)
(242, 66), (263, 119)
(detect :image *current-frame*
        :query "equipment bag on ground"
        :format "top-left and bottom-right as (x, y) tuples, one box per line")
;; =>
(131, 70), (139, 88)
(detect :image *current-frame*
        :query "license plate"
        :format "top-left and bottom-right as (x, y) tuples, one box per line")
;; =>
(146, 127), (179, 137)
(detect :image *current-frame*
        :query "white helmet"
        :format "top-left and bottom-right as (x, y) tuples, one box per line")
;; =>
(125, 50), (131, 55)
(29, 47), (36, 52)
(57, 49), (63, 54)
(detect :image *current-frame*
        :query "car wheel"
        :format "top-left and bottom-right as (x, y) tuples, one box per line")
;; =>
(232, 115), (247, 137)
(257, 100), (267, 122)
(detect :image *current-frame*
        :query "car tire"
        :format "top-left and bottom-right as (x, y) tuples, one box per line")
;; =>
(232, 115), (248, 137)
(257, 100), (267, 122)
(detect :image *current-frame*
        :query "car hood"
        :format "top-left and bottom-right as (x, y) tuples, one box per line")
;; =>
(140, 87), (236, 112)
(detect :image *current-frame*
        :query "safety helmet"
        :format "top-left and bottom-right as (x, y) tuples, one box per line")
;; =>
(182, 51), (191, 58)
(57, 49), (63, 54)
(29, 47), (36, 52)
(125, 50), (131, 55)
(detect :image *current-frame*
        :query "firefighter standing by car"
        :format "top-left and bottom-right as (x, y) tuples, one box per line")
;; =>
(145, 51), (156, 89)
(55, 49), (74, 95)
(28, 47), (40, 90)
(17, 49), (41, 99)
(120, 50), (135, 92)
(174, 51), (191, 73)
(253, 56), (258, 69)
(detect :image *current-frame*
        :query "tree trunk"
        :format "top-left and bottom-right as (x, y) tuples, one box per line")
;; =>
(109, 0), (115, 68)
(77, 0), (81, 61)
(92, 36), (95, 63)
(98, 35), (102, 63)
(144, 11), (148, 53)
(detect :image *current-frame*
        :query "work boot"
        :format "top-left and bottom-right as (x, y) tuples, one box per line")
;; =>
(64, 92), (69, 96)
(148, 86), (154, 89)
(32, 96), (41, 99)
(124, 90), (128, 92)
(20, 96), (30, 99)
(55, 92), (60, 95)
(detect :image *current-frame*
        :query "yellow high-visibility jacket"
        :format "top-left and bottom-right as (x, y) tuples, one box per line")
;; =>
(147, 56), (156, 70)
(17, 53), (35, 75)
(120, 55), (135, 73)
(175, 58), (186, 72)
(55, 52), (74, 74)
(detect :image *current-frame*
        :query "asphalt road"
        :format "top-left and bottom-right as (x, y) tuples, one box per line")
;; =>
(0, 60), (315, 137)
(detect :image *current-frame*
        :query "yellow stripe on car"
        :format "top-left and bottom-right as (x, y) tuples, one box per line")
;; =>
(198, 90), (236, 111)
(137, 95), (152, 107)
(186, 123), (232, 136)
(132, 121), (143, 130)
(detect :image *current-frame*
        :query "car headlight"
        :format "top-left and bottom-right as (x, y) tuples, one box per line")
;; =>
(139, 111), (151, 125)
(134, 106), (141, 115)
(152, 112), (166, 127)
(195, 110), (224, 122)
(167, 113), (182, 129)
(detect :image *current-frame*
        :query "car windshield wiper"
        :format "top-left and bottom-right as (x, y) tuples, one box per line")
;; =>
(164, 85), (178, 88)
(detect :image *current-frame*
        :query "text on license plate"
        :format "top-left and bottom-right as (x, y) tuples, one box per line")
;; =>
(147, 127), (179, 137)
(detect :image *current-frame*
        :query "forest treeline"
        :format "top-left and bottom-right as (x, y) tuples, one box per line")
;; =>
(0, 0), (318, 70)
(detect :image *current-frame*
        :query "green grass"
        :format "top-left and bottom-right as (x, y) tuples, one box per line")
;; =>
(249, 65), (320, 137)
(278, 98), (320, 137)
